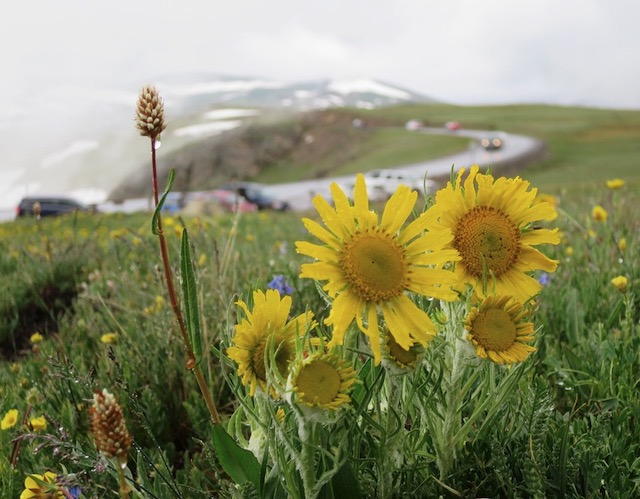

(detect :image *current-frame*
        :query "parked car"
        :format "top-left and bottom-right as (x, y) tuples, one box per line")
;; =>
(16, 196), (90, 218)
(220, 182), (290, 211)
(445, 121), (462, 131)
(364, 169), (436, 197)
(405, 119), (425, 131)
(191, 190), (258, 213)
(480, 136), (504, 150)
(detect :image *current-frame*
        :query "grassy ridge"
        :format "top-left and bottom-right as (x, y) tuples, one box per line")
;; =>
(0, 103), (639, 497)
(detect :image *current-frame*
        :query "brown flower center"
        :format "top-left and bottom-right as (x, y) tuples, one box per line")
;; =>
(454, 206), (521, 278)
(251, 335), (292, 382)
(340, 230), (408, 302)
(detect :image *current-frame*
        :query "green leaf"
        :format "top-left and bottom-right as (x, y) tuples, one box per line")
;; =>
(212, 424), (261, 488)
(180, 228), (202, 365)
(151, 168), (176, 235)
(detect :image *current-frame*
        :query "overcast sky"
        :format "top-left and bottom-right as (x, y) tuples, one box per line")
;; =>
(2, 0), (640, 109)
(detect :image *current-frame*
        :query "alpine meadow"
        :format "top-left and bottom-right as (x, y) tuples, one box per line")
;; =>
(1, 86), (639, 498)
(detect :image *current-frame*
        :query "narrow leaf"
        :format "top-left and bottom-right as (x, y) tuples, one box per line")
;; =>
(152, 168), (176, 235)
(180, 228), (202, 365)
(212, 424), (261, 488)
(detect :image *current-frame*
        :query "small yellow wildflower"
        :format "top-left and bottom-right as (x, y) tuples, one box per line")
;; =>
(1, 409), (19, 430)
(611, 276), (628, 293)
(606, 178), (625, 190)
(101, 333), (118, 344)
(30, 332), (44, 344)
(618, 238), (627, 252)
(591, 205), (608, 222)
(20, 471), (63, 498)
(565, 246), (574, 256)
(29, 416), (47, 432)
(246, 234), (255, 242)
(198, 253), (207, 266)
(10, 363), (21, 374)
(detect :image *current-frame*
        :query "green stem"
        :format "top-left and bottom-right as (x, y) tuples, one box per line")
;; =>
(149, 137), (220, 425)
(434, 301), (466, 480)
(378, 373), (402, 499)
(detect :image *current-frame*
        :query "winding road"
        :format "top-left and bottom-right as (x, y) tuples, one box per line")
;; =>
(266, 127), (545, 211)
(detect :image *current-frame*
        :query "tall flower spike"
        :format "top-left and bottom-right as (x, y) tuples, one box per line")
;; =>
(89, 389), (132, 462)
(135, 84), (166, 139)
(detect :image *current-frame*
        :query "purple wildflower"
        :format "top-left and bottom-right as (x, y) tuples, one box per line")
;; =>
(267, 275), (294, 296)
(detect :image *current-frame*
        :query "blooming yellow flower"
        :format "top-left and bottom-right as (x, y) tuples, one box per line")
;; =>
(29, 416), (47, 431)
(100, 333), (118, 344)
(30, 332), (44, 344)
(20, 471), (64, 499)
(591, 205), (608, 222)
(228, 289), (314, 397)
(618, 238), (627, 252)
(611, 275), (628, 293)
(1, 409), (19, 430)
(289, 353), (357, 410)
(382, 329), (423, 371)
(465, 295), (536, 365)
(565, 246), (574, 256)
(425, 166), (560, 302)
(606, 178), (625, 190)
(296, 174), (460, 364)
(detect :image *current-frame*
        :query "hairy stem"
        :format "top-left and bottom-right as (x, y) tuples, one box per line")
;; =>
(149, 138), (220, 425)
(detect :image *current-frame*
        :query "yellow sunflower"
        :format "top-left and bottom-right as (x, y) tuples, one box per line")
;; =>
(464, 295), (536, 365)
(228, 289), (314, 397)
(382, 328), (423, 371)
(426, 165), (560, 301)
(295, 174), (460, 364)
(289, 352), (357, 410)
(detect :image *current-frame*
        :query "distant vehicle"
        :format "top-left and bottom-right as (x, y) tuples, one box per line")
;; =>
(191, 190), (258, 213)
(405, 119), (425, 131)
(480, 136), (504, 150)
(364, 169), (436, 197)
(445, 121), (462, 131)
(220, 182), (290, 211)
(16, 196), (90, 218)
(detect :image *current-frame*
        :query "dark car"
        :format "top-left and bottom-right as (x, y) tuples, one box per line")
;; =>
(220, 182), (290, 211)
(16, 196), (90, 218)
(480, 136), (504, 150)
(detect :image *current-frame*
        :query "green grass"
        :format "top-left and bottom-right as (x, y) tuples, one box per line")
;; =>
(1, 103), (639, 498)
(359, 103), (640, 193)
(256, 126), (471, 183)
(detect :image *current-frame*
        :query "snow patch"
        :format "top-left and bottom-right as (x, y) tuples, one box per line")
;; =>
(203, 108), (259, 120)
(173, 120), (242, 138)
(328, 78), (412, 100)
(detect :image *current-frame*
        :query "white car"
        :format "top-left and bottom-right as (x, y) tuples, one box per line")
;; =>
(364, 169), (435, 197)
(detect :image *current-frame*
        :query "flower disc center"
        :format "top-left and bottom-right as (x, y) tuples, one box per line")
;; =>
(251, 335), (291, 382)
(454, 206), (520, 278)
(470, 308), (517, 352)
(296, 360), (341, 405)
(340, 231), (407, 302)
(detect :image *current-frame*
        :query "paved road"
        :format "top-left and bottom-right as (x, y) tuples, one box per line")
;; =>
(266, 127), (544, 211)
(1, 127), (543, 221)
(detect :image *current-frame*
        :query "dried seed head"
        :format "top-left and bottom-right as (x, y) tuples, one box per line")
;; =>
(135, 84), (166, 139)
(89, 389), (132, 461)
